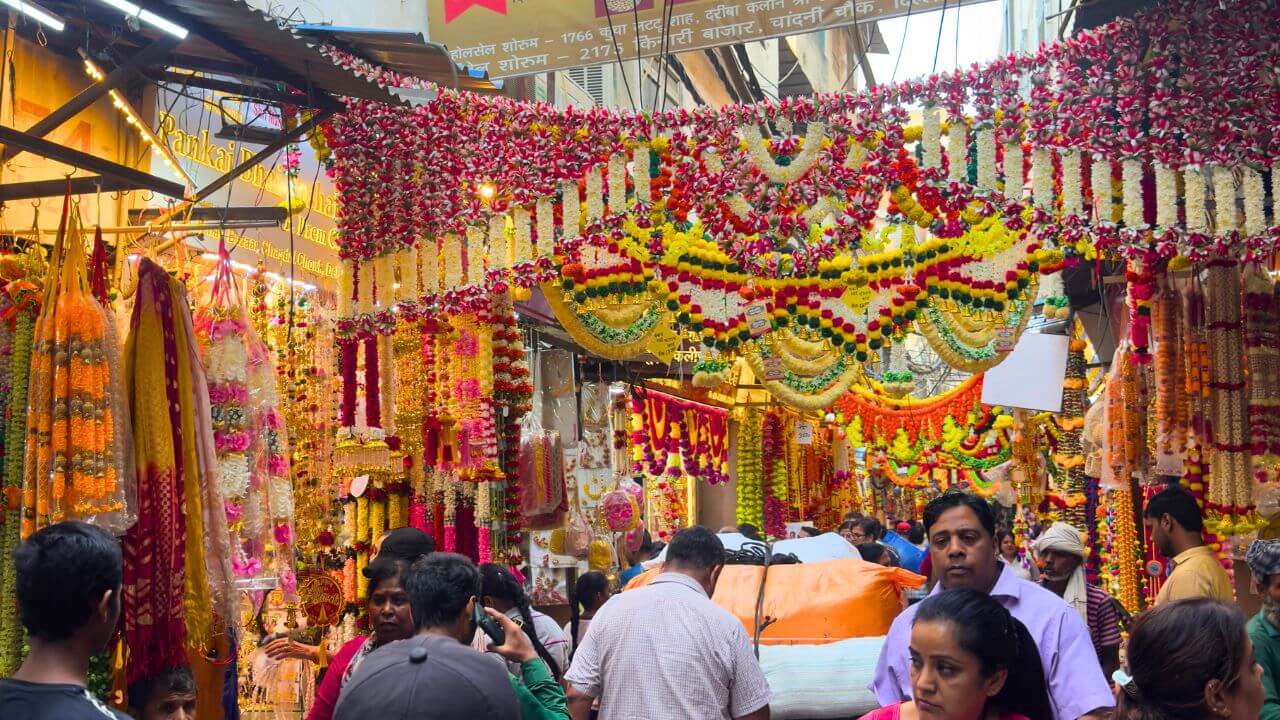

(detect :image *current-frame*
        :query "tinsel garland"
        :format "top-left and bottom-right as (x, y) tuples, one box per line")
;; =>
(1152, 275), (1187, 473)
(1056, 338), (1088, 533)
(734, 408), (764, 528)
(0, 302), (35, 675)
(1106, 489), (1141, 613)
(1243, 266), (1280, 488)
(762, 411), (787, 539)
(1206, 260), (1250, 512)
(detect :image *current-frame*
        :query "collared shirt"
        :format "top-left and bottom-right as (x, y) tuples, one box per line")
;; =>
(565, 572), (772, 720)
(871, 563), (1114, 720)
(1154, 545), (1234, 604)
(1249, 611), (1280, 720)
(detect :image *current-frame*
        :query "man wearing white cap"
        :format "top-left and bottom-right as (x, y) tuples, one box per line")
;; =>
(1032, 522), (1121, 680)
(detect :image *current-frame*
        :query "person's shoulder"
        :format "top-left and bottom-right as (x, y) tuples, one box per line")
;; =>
(886, 597), (921, 636)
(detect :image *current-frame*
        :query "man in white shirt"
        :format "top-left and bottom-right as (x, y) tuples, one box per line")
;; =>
(565, 526), (772, 720)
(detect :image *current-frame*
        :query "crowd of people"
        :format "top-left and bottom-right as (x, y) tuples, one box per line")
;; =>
(4, 482), (1279, 720)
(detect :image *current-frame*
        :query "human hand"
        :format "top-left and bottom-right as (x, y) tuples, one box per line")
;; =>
(263, 638), (319, 662)
(483, 608), (537, 664)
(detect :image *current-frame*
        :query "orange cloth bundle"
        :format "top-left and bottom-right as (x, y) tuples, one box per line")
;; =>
(626, 558), (923, 644)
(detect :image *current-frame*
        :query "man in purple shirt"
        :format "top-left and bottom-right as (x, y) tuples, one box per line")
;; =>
(871, 491), (1114, 720)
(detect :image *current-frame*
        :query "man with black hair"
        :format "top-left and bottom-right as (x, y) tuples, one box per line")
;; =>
(872, 491), (1113, 720)
(0, 521), (130, 719)
(335, 552), (567, 720)
(1145, 484), (1233, 603)
(565, 525), (771, 720)
(127, 666), (196, 720)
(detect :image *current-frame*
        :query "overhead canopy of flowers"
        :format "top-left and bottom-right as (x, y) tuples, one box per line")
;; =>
(321, 0), (1278, 408)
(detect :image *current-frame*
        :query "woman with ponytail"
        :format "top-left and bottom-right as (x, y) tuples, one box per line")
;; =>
(564, 572), (611, 657)
(862, 589), (1053, 720)
(1114, 599), (1262, 720)
(479, 564), (570, 682)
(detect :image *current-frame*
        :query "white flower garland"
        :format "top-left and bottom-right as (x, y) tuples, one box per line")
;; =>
(947, 118), (968, 182)
(489, 214), (508, 270)
(420, 239), (438, 296)
(514, 208), (532, 264)
(726, 194), (753, 220)
(976, 128), (997, 192)
(1273, 163), (1280, 231)
(586, 166), (604, 223)
(1031, 147), (1052, 209)
(394, 250), (413, 302)
(1003, 142), (1024, 200)
(217, 455), (251, 502)
(1061, 150), (1082, 215)
(1154, 164), (1177, 228)
(375, 254), (395, 308)
(1185, 168), (1207, 233)
(740, 121), (825, 185)
(561, 180), (581, 240)
(1122, 158), (1145, 229)
(444, 232), (464, 289)
(536, 197), (555, 257)
(468, 224), (486, 283)
(803, 196), (837, 225)
(607, 153), (626, 214)
(1242, 167), (1265, 236)
(704, 150), (725, 174)
(922, 106), (942, 170)
(207, 336), (247, 384)
(475, 477), (490, 523)
(268, 477), (294, 519)
(243, 486), (264, 535)
(338, 262), (354, 318)
(633, 143), (651, 205)
(1213, 164), (1236, 236)
(356, 262), (374, 314)
(1091, 155), (1112, 224)
(844, 141), (866, 170)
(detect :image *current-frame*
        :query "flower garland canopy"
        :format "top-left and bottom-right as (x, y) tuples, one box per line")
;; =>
(322, 0), (1278, 407)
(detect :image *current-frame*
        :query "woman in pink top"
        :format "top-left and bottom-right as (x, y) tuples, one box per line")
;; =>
(861, 589), (1052, 720)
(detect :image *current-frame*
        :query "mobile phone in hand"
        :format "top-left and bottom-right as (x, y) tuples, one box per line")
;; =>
(474, 604), (505, 647)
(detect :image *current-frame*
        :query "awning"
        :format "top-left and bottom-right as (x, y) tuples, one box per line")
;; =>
(293, 25), (502, 96)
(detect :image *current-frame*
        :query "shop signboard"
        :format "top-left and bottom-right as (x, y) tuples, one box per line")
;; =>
(151, 87), (342, 284)
(428, 0), (979, 78)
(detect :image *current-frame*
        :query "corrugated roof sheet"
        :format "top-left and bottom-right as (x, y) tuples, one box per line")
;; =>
(293, 25), (502, 96)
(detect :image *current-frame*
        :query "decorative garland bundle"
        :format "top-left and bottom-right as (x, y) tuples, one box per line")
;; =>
(1205, 260), (1250, 511)
(0, 281), (37, 675)
(1152, 275), (1187, 473)
(735, 407), (764, 528)
(1243, 267), (1280, 488)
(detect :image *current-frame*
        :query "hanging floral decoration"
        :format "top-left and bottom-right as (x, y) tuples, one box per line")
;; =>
(629, 387), (730, 486)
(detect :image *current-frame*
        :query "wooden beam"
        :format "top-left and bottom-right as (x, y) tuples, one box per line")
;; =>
(0, 125), (186, 199)
(0, 175), (150, 202)
(0, 38), (178, 164)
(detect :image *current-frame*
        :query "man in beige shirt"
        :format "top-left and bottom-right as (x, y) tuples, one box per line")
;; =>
(565, 526), (771, 720)
(1144, 484), (1234, 604)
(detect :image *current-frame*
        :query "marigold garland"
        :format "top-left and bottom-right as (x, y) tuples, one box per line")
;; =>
(735, 407), (764, 528)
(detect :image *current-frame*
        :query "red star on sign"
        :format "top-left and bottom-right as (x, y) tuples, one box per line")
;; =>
(443, 0), (508, 22)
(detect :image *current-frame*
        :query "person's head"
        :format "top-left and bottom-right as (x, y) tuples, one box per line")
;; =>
(1143, 486), (1204, 557)
(857, 543), (892, 566)
(737, 523), (762, 541)
(404, 553), (481, 642)
(843, 511), (864, 523)
(908, 522), (926, 546)
(995, 530), (1018, 559)
(1031, 522), (1088, 584)
(718, 525), (738, 534)
(923, 492), (999, 593)
(479, 563), (563, 681)
(128, 666), (197, 720)
(1116, 599), (1263, 720)
(896, 521), (912, 535)
(363, 556), (416, 647)
(373, 527), (435, 563)
(569, 571), (611, 652)
(14, 521), (123, 653)
(800, 526), (822, 538)
(1246, 540), (1280, 608)
(848, 517), (884, 544)
(665, 526), (726, 596)
(910, 589), (1052, 720)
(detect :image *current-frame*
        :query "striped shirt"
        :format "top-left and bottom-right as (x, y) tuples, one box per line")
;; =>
(1085, 583), (1122, 658)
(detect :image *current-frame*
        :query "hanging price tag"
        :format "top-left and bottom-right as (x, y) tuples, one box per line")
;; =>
(646, 323), (681, 365)
(795, 421), (813, 445)
(763, 355), (784, 381)
(745, 301), (771, 337)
